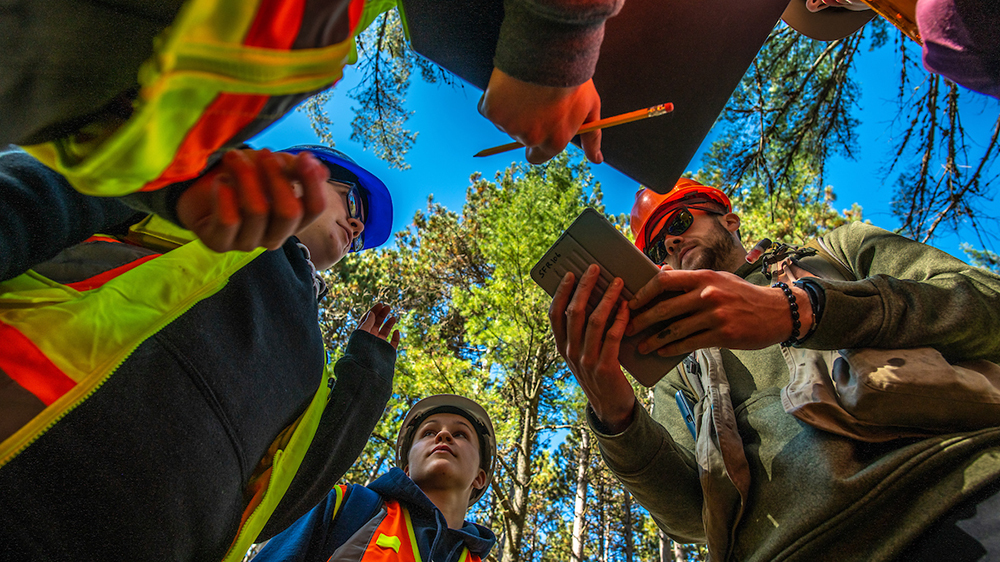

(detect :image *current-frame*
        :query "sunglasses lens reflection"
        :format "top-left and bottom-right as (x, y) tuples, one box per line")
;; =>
(666, 208), (693, 236)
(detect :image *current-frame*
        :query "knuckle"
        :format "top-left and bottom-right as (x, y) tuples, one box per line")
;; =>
(719, 324), (738, 341)
(548, 304), (560, 322)
(701, 285), (723, 303)
(606, 325), (624, 341)
(275, 203), (303, 222)
(587, 314), (605, 330)
(242, 199), (268, 216)
(653, 300), (672, 317)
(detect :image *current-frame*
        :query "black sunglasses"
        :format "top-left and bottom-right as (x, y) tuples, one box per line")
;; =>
(643, 205), (723, 265)
(329, 180), (366, 252)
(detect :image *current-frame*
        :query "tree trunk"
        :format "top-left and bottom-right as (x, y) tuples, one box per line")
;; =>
(570, 428), (590, 562)
(597, 481), (608, 562)
(672, 539), (687, 562)
(501, 375), (542, 562)
(623, 491), (634, 562)
(658, 531), (670, 562)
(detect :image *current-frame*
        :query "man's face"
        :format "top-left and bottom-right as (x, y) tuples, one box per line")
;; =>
(405, 413), (486, 498)
(645, 206), (741, 272)
(294, 180), (365, 270)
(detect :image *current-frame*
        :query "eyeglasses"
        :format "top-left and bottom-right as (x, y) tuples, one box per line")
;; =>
(329, 180), (366, 252)
(643, 205), (723, 265)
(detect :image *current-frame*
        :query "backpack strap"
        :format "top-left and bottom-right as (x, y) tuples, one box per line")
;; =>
(757, 239), (857, 283)
(803, 239), (857, 282)
(327, 484), (385, 555)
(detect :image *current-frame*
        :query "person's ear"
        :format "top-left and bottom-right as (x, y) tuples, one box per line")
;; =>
(723, 212), (741, 235)
(403, 465), (410, 477)
(472, 468), (487, 490)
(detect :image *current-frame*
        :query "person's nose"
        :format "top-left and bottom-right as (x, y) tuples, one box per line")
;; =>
(435, 429), (454, 444)
(663, 234), (682, 256)
(347, 217), (365, 240)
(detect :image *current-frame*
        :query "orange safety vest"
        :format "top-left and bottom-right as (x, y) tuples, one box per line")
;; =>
(353, 499), (481, 562)
(23, 0), (395, 197)
(0, 217), (331, 562)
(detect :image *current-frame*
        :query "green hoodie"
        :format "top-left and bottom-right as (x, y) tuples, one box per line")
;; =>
(593, 222), (1000, 561)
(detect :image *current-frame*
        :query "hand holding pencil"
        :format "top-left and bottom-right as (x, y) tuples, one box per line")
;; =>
(475, 102), (674, 158)
(479, 72), (609, 164)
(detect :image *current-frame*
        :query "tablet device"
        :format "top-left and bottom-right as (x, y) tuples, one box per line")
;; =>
(531, 208), (686, 387)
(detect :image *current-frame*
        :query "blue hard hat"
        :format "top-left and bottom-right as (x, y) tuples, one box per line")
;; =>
(280, 145), (393, 252)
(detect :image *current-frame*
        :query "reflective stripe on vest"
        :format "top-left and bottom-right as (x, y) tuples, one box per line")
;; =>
(0, 233), (335, 562)
(23, 0), (370, 197)
(223, 375), (332, 562)
(359, 501), (480, 562)
(0, 241), (264, 467)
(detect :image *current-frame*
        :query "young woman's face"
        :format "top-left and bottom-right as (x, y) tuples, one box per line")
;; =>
(295, 180), (365, 270)
(405, 413), (486, 498)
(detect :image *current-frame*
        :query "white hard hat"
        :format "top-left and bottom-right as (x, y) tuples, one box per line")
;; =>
(395, 394), (496, 506)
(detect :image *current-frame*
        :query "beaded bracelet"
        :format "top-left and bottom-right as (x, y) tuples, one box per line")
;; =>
(793, 278), (825, 343)
(772, 281), (800, 347)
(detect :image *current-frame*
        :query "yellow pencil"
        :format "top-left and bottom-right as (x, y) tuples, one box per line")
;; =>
(473, 102), (674, 158)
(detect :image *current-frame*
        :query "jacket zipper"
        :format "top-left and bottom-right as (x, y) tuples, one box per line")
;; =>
(0, 274), (236, 469)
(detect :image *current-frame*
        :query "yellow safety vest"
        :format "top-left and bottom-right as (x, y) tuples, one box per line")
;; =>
(23, 0), (396, 197)
(0, 217), (330, 561)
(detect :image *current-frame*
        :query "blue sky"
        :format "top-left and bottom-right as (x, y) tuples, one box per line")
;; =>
(252, 26), (999, 260)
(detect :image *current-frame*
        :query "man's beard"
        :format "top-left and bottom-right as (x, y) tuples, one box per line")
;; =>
(684, 221), (740, 271)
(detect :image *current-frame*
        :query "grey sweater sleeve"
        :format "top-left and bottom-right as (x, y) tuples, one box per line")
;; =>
(493, 0), (624, 87)
(259, 330), (395, 539)
(804, 222), (1000, 362)
(0, 145), (141, 282)
(590, 400), (706, 544)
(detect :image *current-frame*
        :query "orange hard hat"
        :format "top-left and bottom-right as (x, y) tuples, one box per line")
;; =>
(630, 178), (732, 252)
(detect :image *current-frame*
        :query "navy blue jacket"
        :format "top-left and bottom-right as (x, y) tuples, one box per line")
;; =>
(0, 148), (396, 561)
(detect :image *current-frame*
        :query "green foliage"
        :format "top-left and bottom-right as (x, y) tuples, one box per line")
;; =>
(702, 26), (864, 200)
(692, 26), (868, 247)
(961, 244), (1000, 274)
(348, 10), (417, 170)
(699, 23), (998, 251)
(721, 177), (862, 247)
(313, 155), (670, 561)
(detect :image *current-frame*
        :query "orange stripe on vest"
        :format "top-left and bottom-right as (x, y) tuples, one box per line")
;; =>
(364, 501), (419, 561)
(348, 0), (365, 33)
(140, 93), (270, 192)
(246, 0), (307, 48)
(0, 323), (76, 406)
(141, 0), (311, 193)
(136, 0), (370, 193)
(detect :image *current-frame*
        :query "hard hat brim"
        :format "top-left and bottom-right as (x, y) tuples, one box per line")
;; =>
(280, 146), (394, 251)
